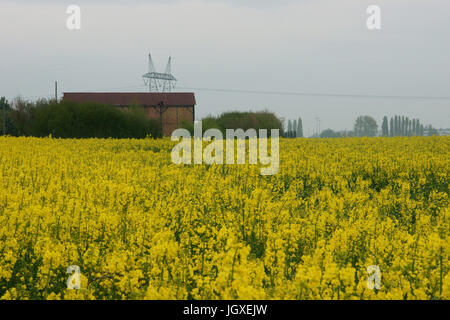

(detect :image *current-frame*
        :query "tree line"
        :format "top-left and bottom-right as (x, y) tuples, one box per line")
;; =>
(381, 115), (438, 137)
(0, 97), (162, 138)
(1, 96), (442, 139)
(284, 115), (440, 138)
(285, 118), (303, 138)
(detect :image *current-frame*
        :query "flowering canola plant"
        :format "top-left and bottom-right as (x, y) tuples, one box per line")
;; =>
(0, 136), (448, 300)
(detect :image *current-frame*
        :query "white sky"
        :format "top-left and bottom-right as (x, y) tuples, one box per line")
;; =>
(1, 0), (449, 133)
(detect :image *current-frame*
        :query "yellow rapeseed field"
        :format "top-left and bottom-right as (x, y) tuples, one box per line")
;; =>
(0, 136), (448, 300)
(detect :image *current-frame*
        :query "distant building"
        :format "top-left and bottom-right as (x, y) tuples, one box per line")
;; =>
(63, 92), (196, 136)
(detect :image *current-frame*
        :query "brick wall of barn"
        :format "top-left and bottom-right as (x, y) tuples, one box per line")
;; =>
(144, 106), (194, 136)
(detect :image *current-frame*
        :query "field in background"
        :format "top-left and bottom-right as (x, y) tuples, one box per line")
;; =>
(0, 136), (448, 300)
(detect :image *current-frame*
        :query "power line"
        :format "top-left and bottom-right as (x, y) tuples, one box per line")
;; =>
(15, 84), (146, 101)
(177, 86), (450, 101)
(67, 84), (147, 92)
(21, 93), (54, 100)
(16, 84), (450, 102)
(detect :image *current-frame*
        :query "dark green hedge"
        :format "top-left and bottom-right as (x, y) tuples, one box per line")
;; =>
(182, 111), (283, 136)
(11, 99), (162, 139)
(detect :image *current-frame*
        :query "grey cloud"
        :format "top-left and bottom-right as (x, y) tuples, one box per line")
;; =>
(0, 0), (449, 131)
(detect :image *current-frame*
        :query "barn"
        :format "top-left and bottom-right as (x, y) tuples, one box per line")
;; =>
(63, 92), (196, 136)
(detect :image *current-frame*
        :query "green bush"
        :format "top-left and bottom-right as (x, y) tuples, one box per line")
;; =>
(182, 111), (283, 136)
(10, 99), (162, 139)
(320, 129), (342, 138)
(0, 97), (17, 136)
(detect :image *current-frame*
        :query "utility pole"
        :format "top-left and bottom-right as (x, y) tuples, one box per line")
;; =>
(55, 81), (58, 102)
(315, 117), (321, 137)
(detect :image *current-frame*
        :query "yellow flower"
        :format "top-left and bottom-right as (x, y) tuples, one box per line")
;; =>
(0, 136), (448, 300)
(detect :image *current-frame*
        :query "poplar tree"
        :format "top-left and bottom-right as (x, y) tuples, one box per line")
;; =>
(297, 118), (303, 138)
(402, 116), (406, 136)
(382, 116), (389, 137)
(293, 119), (297, 138)
(390, 117), (394, 137)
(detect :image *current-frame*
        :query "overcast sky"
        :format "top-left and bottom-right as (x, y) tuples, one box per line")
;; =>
(1, 0), (449, 133)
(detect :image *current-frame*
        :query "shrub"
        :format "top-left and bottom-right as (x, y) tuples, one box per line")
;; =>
(181, 110), (283, 136)
(10, 99), (162, 139)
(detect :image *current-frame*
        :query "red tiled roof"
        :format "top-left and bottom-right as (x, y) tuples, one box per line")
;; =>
(63, 92), (196, 106)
